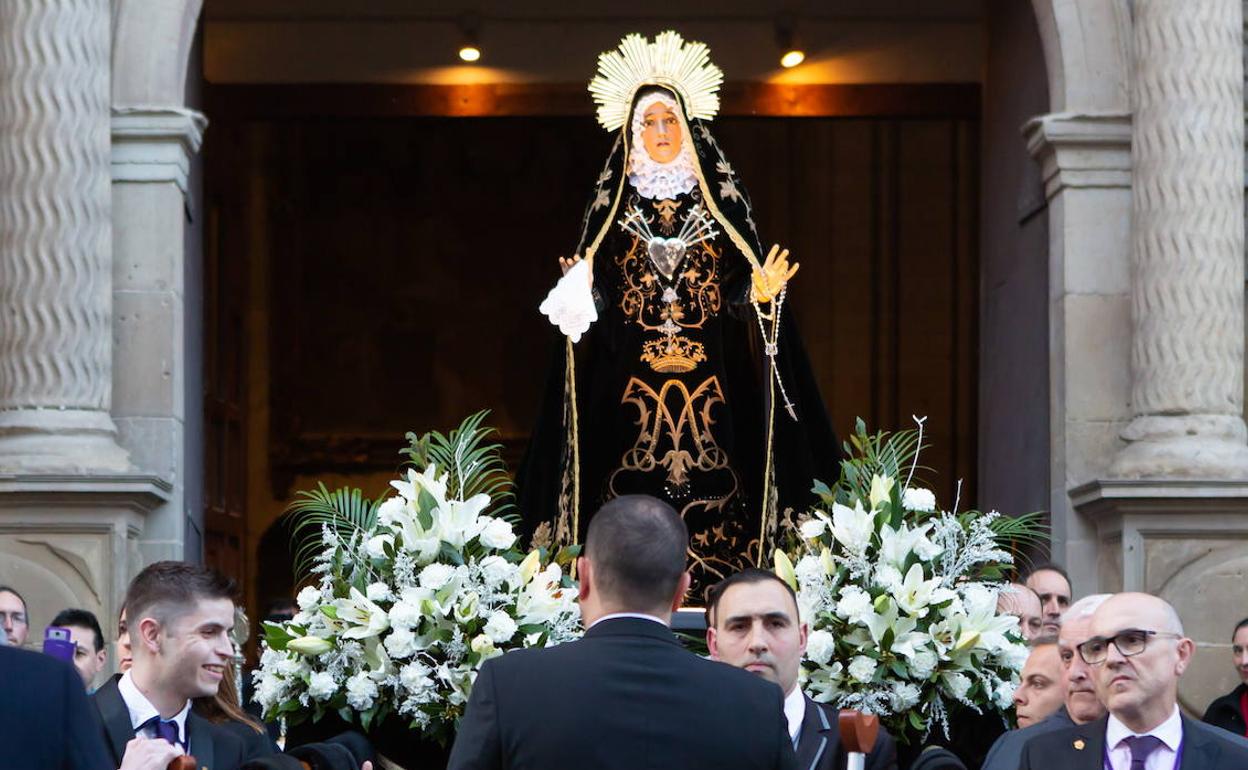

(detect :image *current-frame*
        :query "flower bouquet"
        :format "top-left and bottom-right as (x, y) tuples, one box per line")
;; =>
(254, 412), (582, 748)
(776, 418), (1045, 743)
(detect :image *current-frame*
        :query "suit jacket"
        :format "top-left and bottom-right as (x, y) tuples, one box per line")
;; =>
(93, 675), (246, 770)
(447, 617), (799, 770)
(795, 696), (897, 770)
(1019, 712), (1248, 770)
(0, 646), (112, 770)
(980, 704), (1075, 770)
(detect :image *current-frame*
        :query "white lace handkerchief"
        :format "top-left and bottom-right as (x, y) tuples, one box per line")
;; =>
(539, 260), (597, 342)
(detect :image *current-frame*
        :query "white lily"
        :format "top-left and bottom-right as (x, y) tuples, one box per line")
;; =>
(830, 500), (876, 553)
(891, 563), (956, 618)
(879, 522), (941, 570)
(334, 587), (391, 640)
(949, 584), (1018, 654)
(433, 493), (492, 548)
(390, 464), (450, 505)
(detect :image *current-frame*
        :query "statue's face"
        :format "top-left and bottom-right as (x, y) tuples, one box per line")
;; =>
(640, 101), (682, 164)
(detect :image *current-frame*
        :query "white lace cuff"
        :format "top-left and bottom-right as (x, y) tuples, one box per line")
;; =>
(539, 260), (597, 342)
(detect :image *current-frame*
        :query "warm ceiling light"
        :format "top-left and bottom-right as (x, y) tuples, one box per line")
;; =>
(458, 14), (481, 63)
(776, 16), (805, 69)
(780, 49), (805, 68)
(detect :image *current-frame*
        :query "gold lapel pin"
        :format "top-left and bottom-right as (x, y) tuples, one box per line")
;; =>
(1073, 739), (1086, 751)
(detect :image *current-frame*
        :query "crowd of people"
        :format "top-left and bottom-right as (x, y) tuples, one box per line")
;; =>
(4, 494), (1248, 769)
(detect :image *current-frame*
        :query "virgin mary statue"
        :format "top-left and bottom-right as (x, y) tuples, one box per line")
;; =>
(522, 31), (838, 593)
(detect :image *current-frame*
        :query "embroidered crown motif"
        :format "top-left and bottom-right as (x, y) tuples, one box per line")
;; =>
(641, 335), (706, 374)
(588, 31), (724, 132)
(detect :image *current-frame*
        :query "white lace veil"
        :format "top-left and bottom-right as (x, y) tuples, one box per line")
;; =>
(627, 91), (699, 200)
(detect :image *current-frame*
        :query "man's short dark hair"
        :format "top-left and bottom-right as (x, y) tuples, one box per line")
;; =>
(704, 568), (798, 628)
(264, 597), (298, 621)
(124, 561), (238, 631)
(1023, 562), (1071, 588)
(1233, 617), (1248, 640)
(51, 608), (105, 652)
(1029, 634), (1060, 648)
(0, 585), (28, 614)
(585, 495), (688, 610)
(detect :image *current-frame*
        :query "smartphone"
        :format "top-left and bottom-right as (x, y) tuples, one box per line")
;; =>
(43, 625), (77, 663)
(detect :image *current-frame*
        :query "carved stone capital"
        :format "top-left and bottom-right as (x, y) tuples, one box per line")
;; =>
(1022, 111), (1132, 200)
(111, 106), (207, 196)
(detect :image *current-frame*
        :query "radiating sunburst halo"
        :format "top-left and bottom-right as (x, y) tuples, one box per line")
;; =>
(588, 30), (725, 132)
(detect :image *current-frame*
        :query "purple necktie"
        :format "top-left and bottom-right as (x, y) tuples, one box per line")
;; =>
(145, 716), (181, 749)
(1123, 735), (1164, 770)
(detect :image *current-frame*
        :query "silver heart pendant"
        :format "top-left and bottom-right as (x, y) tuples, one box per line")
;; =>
(647, 236), (686, 280)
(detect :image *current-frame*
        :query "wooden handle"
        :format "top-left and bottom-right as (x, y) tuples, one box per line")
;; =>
(167, 756), (196, 770)
(837, 710), (879, 754)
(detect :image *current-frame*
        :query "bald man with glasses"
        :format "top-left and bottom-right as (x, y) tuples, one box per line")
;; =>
(1019, 592), (1248, 769)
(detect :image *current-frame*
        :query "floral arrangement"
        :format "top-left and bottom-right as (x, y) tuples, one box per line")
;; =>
(776, 418), (1044, 743)
(254, 412), (582, 743)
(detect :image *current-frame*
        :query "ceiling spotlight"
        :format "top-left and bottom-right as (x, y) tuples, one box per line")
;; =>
(458, 14), (481, 63)
(776, 17), (805, 69)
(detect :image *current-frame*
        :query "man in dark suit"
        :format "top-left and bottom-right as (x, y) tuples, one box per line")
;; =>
(1020, 592), (1248, 769)
(982, 593), (1110, 770)
(447, 495), (798, 770)
(706, 568), (897, 770)
(93, 561), (245, 770)
(0, 645), (112, 770)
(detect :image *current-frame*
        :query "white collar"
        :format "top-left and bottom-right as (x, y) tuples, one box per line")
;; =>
(118, 670), (190, 748)
(1106, 704), (1183, 753)
(783, 685), (807, 741)
(588, 612), (668, 629)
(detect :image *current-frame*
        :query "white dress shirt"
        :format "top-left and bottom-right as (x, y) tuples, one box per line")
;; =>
(117, 671), (190, 754)
(784, 685), (807, 744)
(1104, 706), (1182, 770)
(587, 612), (668, 629)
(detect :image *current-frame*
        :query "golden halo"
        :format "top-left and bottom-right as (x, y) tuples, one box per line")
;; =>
(588, 31), (724, 132)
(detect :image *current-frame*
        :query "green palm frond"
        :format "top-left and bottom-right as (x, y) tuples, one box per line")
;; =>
(288, 482), (386, 579)
(399, 409), (516, 521)
(985, 510), (1050, 574)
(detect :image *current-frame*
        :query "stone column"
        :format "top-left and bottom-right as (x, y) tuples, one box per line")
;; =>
(1111, 0), (1248, 478)
(0, 0), (128, 472)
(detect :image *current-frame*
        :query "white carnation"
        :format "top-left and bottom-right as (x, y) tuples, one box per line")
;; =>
(910, 650), (939, 680)
(366, 582), (392, 602)
(793, 555), (824, 588)
(836, 586), (875, 625)
(805, 629), (836, 666)
(994, 679), (1017, 709)
(296, 586), (322, 611)
(384, 625), (420, 659)
(345, 671), (379, 710)
(874, 564), (904, 593)
(889, 681), (921, 711)
(399, 661), (434, 693)
(477, 555), (517, 587)
(799, 517), (827, 539)
(419, 563), (456, 590)
(307, 671), (338, 701)
(253, 671), (288, 711)
(942, 671), (972, 702)
(902, 487), (937, 512)
(365, 534), (392, 560)
(376, 496), (406, 525)
(276, 656), (309, 678)
(848, 655), (878, 684)
(483, 611), (518, 644)
(478, 518), (517, 550)
(1001, 641), (1031, 671)
(388, 598), (424, 629)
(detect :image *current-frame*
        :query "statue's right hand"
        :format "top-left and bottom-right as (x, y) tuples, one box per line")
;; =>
(118, 737), (181, 770)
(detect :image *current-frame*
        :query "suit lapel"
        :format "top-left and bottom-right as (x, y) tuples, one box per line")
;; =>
(93, 676), (137, 766)
(186, 712), (216, 770)
(1069, 716), (1108, 770)
(795, 696), (833, 770)
(1178, 714), (1218, 770)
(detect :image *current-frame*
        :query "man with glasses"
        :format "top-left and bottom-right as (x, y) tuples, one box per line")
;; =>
(1019, 592), (1248, 769)
(982, 594), (1110, 770)
(0, 585), (30, 647)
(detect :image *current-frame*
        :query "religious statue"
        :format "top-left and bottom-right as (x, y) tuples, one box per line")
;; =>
(521, 31), (838, 594)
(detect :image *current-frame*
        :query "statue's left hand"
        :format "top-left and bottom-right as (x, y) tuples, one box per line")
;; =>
(750, 244), (799, 304)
